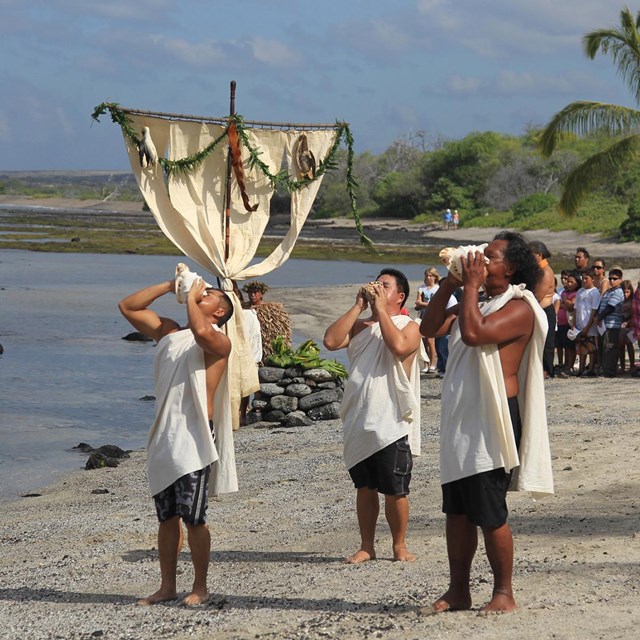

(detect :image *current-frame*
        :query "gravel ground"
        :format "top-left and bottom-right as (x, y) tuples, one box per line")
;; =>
(2, 374), (639, 640)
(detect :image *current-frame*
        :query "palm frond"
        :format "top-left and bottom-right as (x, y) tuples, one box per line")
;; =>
(559, 134), (640, 214)
(539, 101), (640, 156)
(583, 8), (640, 104)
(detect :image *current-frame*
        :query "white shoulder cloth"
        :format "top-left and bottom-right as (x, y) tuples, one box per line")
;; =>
(440, 284), (554, 499)
(341, 315), (421, 470)
(147, 327), (237, 496)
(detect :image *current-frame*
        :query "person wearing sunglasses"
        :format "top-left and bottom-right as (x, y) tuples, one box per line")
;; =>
(591, 259), (610, 296)
(596, 268), (625, 377)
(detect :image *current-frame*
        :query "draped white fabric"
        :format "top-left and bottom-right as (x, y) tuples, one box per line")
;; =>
(121, 115), (336, 428)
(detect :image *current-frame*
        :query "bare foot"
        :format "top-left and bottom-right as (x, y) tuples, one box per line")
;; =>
(137, 588), (178, 605)
(183, 589), (209, 606)
(343, 549), (376, 564)
(479, 589), (516, 614)
(393, 544), (416, 562)
(418, 590), (472, 616)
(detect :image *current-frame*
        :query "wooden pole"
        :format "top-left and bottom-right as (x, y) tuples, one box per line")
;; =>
(224, 80), (236, 262)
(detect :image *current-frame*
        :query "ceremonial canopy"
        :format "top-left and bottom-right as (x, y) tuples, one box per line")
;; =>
(92, 84), (367, 427)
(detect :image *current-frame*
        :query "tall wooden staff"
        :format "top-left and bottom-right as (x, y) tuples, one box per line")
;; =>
(224, 80), (236, 262)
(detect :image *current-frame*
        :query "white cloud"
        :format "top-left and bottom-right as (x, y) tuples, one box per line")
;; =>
(249, 37), (298, 68)
(159, 37), (227, 68)
(446, 75), (481, 95)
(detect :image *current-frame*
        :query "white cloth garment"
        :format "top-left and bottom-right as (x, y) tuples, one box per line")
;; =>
(147, 327), (237, 497)
(341, 315), (421, 470)
(242, 308), (263, 363)
(440, 284), (554, 499)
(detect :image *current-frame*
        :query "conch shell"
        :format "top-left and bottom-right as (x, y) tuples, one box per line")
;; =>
(438, 244), (489, 280)
(362, 281), (382, 304)
(174, 263), (212, 304)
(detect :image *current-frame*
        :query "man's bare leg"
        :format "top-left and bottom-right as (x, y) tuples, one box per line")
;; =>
(480, 523), (517, 613)
(384, 494), (415, 562)
(239, 396), (249, 426)
(183, 523), (211, 605)
(344, 488), (379, 564)
(425, 514), (476, 614)
(138, 516), (182, 605)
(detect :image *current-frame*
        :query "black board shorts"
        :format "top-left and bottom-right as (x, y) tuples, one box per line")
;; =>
(441, 397), (521, 528)
(348, 435), (412, 496)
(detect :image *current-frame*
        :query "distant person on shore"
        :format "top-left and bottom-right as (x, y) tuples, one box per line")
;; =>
(453, 210), (460, 230)
(597, 268), (625, 377)
(619, 280), (635, 374)
(420, 231), (552, 614)
(119, 275), (234, 606)
(415, 268), (440, 375)
(324, 268), (421, 564)
(529, 241), (557, 379)
(592, 258), (610, 295)
(443, 208), (453, 230)
(574, 267), (600, 376)
(555, 271), (580, 377)
(233, 284), (263, 426)
(574, 247), (590, 275)
(242, 280), (292, 360)
(631, 279), (640, 377)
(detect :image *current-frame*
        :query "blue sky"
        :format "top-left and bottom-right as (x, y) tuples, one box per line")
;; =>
(0, 0), (634, 171)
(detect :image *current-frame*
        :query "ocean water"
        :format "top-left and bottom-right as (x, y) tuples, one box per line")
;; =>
(0, 250), (428, 501)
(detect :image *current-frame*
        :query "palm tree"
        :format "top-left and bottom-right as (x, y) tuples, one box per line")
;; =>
(540, 7), (640, 215)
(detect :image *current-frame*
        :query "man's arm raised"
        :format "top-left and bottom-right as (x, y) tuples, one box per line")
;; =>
(323, 287), (368, 351)
(370, 285), (421, 358)
(118, 281), (180, 342)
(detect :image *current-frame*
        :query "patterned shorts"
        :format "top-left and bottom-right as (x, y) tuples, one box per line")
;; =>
(153, 465), (211, 525)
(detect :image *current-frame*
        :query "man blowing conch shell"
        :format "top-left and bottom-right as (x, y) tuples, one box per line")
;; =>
(420, 232), (554, 615)
(324, 268), (422, 564)
(119, 272), (235, 606)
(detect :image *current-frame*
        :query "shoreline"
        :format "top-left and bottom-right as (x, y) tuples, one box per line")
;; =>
(2, 195), (640, 269)
(1, 373), (639, 639)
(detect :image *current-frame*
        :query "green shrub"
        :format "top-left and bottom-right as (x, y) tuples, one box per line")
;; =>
(511, 193), (557, 219)
(620, 198), (640, 241)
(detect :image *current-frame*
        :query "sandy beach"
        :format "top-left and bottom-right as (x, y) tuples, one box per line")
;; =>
(2, 275), (639, 639)
(1, 200), (639, 639)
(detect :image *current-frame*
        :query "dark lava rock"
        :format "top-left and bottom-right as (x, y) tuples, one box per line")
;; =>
(95, 445), (130, 459)
(298, 389), (341, 411)
(258, 367), (285, 383)
(85, 452), (119, 470)
(122, 331), (153, 342)
(139, 395), (155, 401)
(281, 411), (313, 428)
(284, 383), (312, 398)
(307, 401), (342, 421)
(270, 395), (298, 414)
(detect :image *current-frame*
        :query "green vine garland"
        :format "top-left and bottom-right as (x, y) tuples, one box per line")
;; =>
(92, 102), (373, 248)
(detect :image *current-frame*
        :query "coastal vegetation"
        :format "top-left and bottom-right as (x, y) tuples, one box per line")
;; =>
(540, 7), (640, 240)
(7, 6), (640, 251)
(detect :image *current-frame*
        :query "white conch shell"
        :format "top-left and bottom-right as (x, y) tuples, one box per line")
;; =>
(362, 281), (382, 304)
(174, 263), (212, 303)
(138, 126), (158, 168)
(439, 243), (489, 280)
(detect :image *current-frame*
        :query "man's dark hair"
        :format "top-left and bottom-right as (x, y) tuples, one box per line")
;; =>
(206, 288), (235, 327)
(377, 268), (410, 308)
(576, 246), (590, 259)
(496, 231), (542, 292)
(528, 240), (551, 260)
(583, 266), (597, 279)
